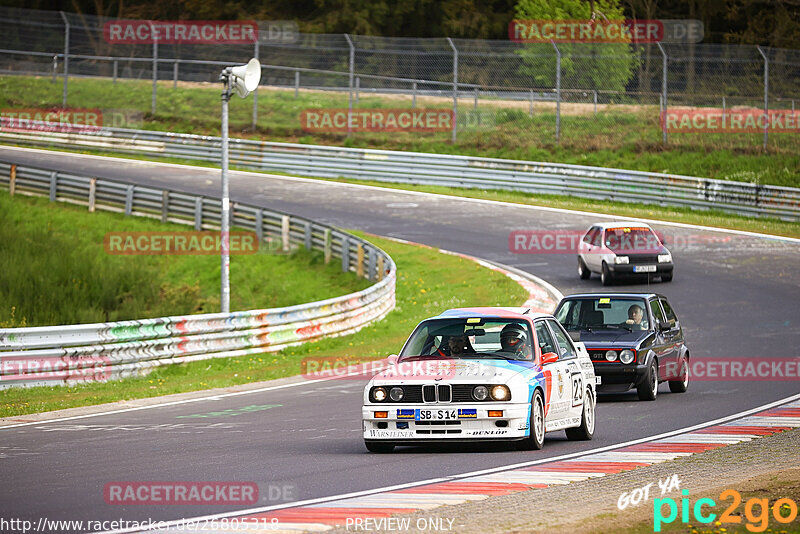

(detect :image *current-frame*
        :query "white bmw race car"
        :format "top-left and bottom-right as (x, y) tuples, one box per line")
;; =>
(363, 307), (597, 452)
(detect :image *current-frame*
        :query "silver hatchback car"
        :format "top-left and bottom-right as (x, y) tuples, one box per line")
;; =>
(577, 222), (674, 285)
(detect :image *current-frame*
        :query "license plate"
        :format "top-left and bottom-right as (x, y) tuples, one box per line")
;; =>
(634, 265), (657, 273)
(415, 409), (457, 421)
(595, 376), (602, 385)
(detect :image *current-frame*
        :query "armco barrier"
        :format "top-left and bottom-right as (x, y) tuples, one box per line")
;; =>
(1, 126), (799, 220)
(0, 161), (396, 388)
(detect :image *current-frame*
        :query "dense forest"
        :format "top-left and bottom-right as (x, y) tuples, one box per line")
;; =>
(8, 0), (799, 48)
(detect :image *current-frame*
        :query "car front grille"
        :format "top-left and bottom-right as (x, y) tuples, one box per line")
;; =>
(628, 254), (659, 265)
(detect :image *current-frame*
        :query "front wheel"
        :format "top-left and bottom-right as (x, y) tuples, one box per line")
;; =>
(637, 359), (659, 401)
(578, 257), (591, 279)
(669, 356), (689, 393)
(518, 390), (546, 450)
(566, 388), (595, 441)
(365, 440), (394, 453)
(601, 262), (613, 286)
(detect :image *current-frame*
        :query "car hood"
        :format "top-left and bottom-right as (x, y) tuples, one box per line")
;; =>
(370, 358), (540, 384)
(577, 329), (652, 348)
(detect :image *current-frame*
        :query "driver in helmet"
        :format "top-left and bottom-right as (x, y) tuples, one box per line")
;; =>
(500, 323), (532, 360)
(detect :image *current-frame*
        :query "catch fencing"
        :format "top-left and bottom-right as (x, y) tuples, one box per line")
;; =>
(0, 7), (799, 152)
(0, 160), (396, 388)
(2, 126), (798, 220)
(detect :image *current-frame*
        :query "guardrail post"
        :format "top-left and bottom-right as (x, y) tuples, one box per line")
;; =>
(324, 229), (332, 263)
(125, 185), (134, 215)
(304, 222), (312, 250)
(446, 37), (458, 143)
(551, 40), (561, 145)
(367, 248), (376, 281)
(113, 60), (118, 84)
(88, 178), (96, 213)
(529, 89), (533, 117)
(173, 61), (178, 89)
(151, 22), (158, 116)
(295, 70), (300, 98)
(194, 197), (203, 231)
(757, 45), (769, 152)
(355, 76), (360, 104)
(344, 34), (355, 138)
(356, 243), (364, 277)
(412, 82), (417, 108)
(52, 55), (58, 83)
(281, 215), (290, 252)
(9, 165), (16, 196)
(341, 236), (350, 272)
(474, 86), (478, 110)
(657, 42), (668, 145)
(59, 11), (69, 107)
(161, 190), (169, 223)
(593, 90), (597, 116)
(377, 255), (384, 281)
(254, 209), (263, 243)
(49, 172), (57, 202)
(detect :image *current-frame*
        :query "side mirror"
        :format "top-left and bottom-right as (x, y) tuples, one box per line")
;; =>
(658, 321), (671, 332)
(568, 331), (581, 342)
(387, 354), (399, 365)
(542, 352), (559, 365)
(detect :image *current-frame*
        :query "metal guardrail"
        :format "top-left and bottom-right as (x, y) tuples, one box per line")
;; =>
(2, 126), (799, 220)
(0, 161), (396, 388)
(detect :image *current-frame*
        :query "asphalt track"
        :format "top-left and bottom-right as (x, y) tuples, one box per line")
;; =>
(1, 147), (799, 531)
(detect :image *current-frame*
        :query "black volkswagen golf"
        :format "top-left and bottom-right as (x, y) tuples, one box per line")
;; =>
(553, 293), (689, 401)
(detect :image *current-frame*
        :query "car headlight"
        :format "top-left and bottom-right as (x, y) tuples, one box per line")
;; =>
(619, 349), (635, 364)
(605, 350), (618, 362)
(614, 256), (629, 264)
(490, 385), (511, 401)
(372, 387), (387, 402)
(472, 385), (489, 401)
(389, 387), (404, 402)
(658, 253), (672, 263)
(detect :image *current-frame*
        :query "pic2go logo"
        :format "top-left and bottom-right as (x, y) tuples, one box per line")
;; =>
(654, 489), (799, 532)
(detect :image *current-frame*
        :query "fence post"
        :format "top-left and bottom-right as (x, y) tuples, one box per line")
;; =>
(49, 172), (57, 201)
(88, 178), (96, 213)
(474, 86), (478, 110)
(323, 228), (332, 263)
(657, 42), (668, 145)
(281, 215), (290, 252)
(161, 190), (169, 222)
(52, 56), (58, 83)
(341, 235), (349, 272)
(194, 197), (203, 231)
(529, 89), (533, 117)
(295, 70), (300, 98)
(355, 76), (360, 104)
(344, 34), (355, 138)
(551, 40), (561, 144)
(151, 22), (158, 116)
(367, 248), (376, 281)
(9, 165), (16, 196)
(304, 222), (312, 250)
(252, 39), (259, 130)
(756, 46), (769, 151)
(125, 185), (134, 215)
(722, 96), (726, 124)
(446, 37), (458, 143)
(593, 90), (597, 116)
(173, 61), (178, 89)
(59, 11), (69, 107)
(113, 60), (118, 84)
(356, 243), (364, 277)
(377, 256), (384, 281)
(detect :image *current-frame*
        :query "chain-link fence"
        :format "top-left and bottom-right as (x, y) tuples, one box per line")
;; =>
(1, 6), (798, 154)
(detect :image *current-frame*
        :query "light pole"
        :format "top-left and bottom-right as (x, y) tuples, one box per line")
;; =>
(219, 58), (261, 313)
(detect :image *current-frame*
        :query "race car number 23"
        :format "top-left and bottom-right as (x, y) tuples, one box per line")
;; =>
(415, 409), (456, 420)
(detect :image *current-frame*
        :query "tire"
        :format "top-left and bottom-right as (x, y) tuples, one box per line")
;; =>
(566, 388), (595, 441)
(365, 440), (394, 453)
(578, 257), (591, 279)
(669, 356), (689, 393)
(601, 262), (613, 286)
(637, 359), (659, 401)
(518, 389), (546, 450)
(661, 272), (673, 282)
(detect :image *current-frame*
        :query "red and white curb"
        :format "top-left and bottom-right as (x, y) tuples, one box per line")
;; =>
(123, 398), (800, 533)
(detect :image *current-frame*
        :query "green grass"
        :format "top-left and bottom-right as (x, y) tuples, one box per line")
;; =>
(1, 75), (798, 187)
(0, 193), (371, 327)
(0, 231), (528, 417)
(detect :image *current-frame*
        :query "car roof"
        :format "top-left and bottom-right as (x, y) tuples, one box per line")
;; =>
(559, 292), (666, 300)
(433, 307), (551, 321)
(589, 221), (655, 230)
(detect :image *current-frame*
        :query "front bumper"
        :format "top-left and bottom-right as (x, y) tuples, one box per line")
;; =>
(608, 263), (674, 277)
(362, 403), (531, 442)
(593, 361), (649, 393)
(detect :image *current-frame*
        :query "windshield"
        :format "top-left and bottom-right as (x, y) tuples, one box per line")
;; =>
(399, 318), (534, 361)
(555, 298), (650, 332)
(603, 227), (661, 252)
